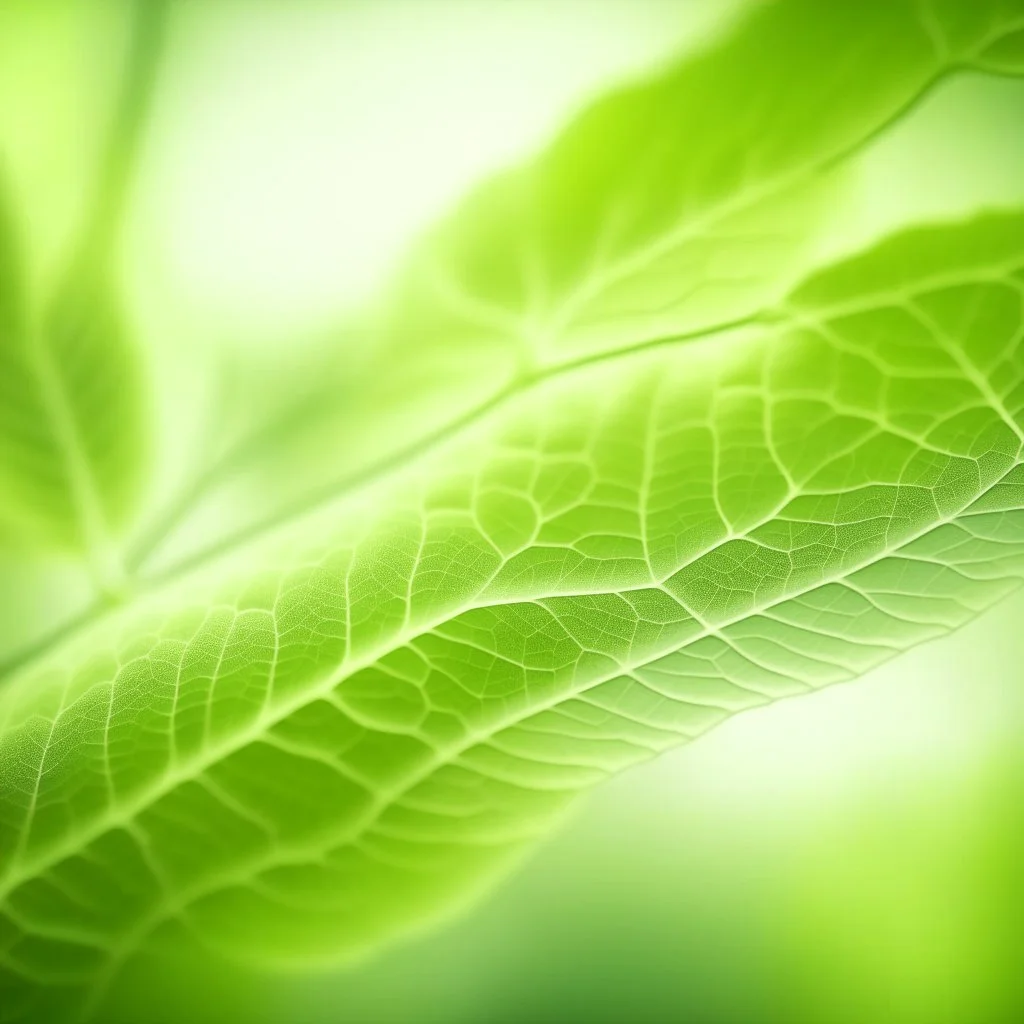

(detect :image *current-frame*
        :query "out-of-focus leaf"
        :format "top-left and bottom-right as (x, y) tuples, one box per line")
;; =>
(148, 0), (1024, 574)
(0, 183), (145, 578)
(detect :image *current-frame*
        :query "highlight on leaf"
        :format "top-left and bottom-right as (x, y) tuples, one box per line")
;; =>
(1, 1), (1023, 1022)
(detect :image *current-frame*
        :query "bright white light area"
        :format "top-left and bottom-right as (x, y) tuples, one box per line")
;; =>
(602, 587), (1024, 821)
(129, 1), (739, 348)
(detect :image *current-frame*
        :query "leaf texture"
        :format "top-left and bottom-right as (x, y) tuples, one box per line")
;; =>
(2, 210), (1024, 1020)
(2, 1), (1024, 1021)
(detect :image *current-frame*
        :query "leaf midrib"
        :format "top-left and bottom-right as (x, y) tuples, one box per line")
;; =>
(0, 310), (762, 689)
(6, 15), (1024, 921)
(2, 433), (1019, 913)
(60, 459), (1024, 1014)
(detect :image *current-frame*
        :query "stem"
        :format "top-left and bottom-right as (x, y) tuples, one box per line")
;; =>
(143, 312), (766, 586)
(0, 313), (762, 687)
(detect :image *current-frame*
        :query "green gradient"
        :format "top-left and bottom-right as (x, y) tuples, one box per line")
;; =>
(96, 591), (1024, 1024)
(1, 2), (1023, 1022)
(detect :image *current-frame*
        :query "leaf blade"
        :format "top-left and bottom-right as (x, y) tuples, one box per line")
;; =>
(1, 210), (1023, 1018)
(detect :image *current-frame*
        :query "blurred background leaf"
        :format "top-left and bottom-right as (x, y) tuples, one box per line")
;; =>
(119, 0), (1024, 582)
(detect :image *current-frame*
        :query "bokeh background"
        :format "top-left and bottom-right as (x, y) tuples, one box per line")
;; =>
(1, 2), (1022, 1021)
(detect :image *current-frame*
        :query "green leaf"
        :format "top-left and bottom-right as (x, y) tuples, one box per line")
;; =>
(142, 0), (1024, 571)
(2, 209), (1024, 1021)
(386, 0), (1024, 362)
(0, 1), (164, 588)
(2, 1), (1024, 1021)
(0, 196), (145, 584)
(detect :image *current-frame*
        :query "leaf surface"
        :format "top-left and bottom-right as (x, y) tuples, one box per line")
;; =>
(2, 210), (1024, 1020)
(3, 1), (1024, 1021)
